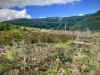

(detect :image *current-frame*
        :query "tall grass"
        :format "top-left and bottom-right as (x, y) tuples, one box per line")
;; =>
(0, 25), (100, 75)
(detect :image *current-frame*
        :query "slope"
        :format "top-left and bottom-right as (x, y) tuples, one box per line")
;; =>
(70, 10), (100, 31)
(2, 14), (91, 30)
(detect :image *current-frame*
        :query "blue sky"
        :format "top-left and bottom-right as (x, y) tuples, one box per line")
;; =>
(0, 0), (100, 22)
(26, 0), (100, 18)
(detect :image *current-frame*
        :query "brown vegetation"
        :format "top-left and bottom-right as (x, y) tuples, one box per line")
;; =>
(0, 24), (100, 75)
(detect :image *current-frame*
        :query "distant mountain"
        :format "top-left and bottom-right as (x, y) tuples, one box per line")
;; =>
(3, 14), (91, 30)
(94, 10), (100, 16)
(70, 10), (100, 31)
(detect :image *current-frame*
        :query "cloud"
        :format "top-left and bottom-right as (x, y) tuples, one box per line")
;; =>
(78, 14), (84, 16)
(0, 0), (82, 8)
(38, 17), (47, 19)
(0, 9), (31, 22)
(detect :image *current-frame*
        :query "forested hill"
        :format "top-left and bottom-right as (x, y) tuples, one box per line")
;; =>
(2, 10), (100, 31)
(2, 14), (91, 30)
(70, 10), (100, 31)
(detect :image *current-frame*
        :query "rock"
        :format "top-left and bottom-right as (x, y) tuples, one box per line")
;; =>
(71, 42), (90, 47)
(0, 46), (5, 53)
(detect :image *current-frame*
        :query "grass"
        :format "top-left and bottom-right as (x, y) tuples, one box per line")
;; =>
(0, 23), (100, 75)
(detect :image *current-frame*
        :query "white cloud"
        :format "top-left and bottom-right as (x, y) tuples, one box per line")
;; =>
(0, 9), (31, 22)
(38, 17), (47, 19)
(0, 0), (82, 8)
(78, 14), (84, 16)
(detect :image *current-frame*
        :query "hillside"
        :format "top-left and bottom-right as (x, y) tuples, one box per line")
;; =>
(70, 10), (100, 31)
(0, 23), (100, 75)
(2, 10), (100, 31)
(3, 14), (91, 30)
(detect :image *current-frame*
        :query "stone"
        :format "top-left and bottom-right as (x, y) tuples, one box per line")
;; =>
(0, 46), (5, 53)
(71, 41), (90, 47)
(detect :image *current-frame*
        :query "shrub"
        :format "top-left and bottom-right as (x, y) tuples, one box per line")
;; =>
(0, 22), (11, 31)
(23, 27), (27, 31)
(31, 39), (38, 44)
(0, 30), (24, 45)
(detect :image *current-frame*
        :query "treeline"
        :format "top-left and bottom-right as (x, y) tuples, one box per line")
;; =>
(70, 10), (100, 31)
(3, 10), (100, 31)
(3, 14), (91, 30)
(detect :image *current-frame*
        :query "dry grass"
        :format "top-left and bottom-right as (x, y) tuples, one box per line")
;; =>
(0, 26), (100, 75)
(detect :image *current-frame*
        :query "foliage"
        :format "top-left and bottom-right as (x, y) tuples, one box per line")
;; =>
(22, 27), (27, 31)
(31, 38), (38, 44)
(25, 32), (76, 43)
(3, 14), (91, 30)
(70, 10), (100, 31)
(2, 10), (100, 31)
(0, 22), (100, 75)
(0, 22), (11, 31)
(0, 29), (24, 45)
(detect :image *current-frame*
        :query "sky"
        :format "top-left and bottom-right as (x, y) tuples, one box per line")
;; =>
(0, 0), (100, 22)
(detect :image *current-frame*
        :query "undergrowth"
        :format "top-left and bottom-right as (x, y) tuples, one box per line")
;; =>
(0, 23), (100, 75)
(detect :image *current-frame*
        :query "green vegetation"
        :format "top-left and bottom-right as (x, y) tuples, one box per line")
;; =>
(0, 22), (100, 75)
(3, 10), (100, 31)
(0, 23), (76, 46)
(0, 10), (100, 75)
(3, 14), (91, 30)
(70, 10), (100, 31)
(28, 32), (76, 43)
(0, 22), (11, 31)
(0, 23), (24, 45)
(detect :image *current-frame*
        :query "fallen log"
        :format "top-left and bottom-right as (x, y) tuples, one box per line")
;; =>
(71, 42), (90, 47)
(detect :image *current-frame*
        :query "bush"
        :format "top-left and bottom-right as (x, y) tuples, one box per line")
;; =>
(23, 27), (27, 31)
(31, 39), (38, 44)
(0, 30), (24, 45)
(0, 22), (11, 31)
